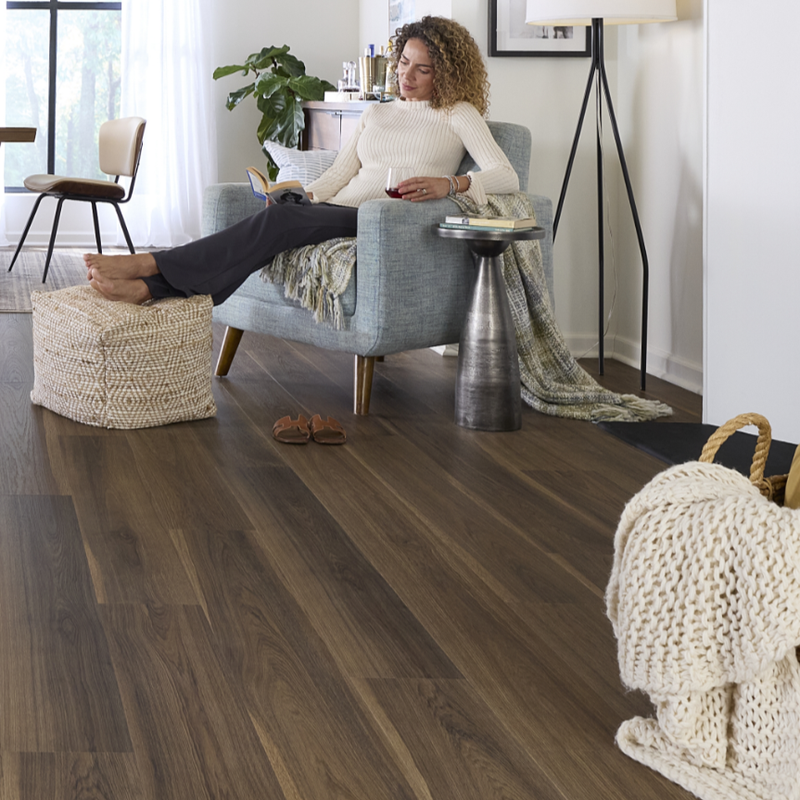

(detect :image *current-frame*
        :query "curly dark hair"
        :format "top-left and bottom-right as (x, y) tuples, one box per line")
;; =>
(391, 16), (490, 116)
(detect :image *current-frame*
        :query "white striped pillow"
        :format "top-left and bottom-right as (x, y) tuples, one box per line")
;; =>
(263, 141), (337, 185)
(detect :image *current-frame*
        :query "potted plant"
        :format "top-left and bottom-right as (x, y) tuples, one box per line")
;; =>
(214, 45), (335, 180)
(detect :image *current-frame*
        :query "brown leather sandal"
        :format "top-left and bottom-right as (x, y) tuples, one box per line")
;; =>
(272, 415), (311, 444)
(309, 414), (347, 445)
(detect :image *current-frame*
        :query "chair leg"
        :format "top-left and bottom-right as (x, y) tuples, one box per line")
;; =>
(112, 203), (136, 254)
(354, 355), (376, 416)
(91, 202), (102, 253)
(42, 198), (66, 283)
(8, 194), (47, 272)
(215, 326), (244, 377)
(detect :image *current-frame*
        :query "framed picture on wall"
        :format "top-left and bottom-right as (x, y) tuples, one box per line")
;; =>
(390, 0), (416, 35)
(489, 0), (591, 57)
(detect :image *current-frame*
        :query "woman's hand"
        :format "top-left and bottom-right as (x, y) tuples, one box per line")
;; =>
(397, 176), (451, 202)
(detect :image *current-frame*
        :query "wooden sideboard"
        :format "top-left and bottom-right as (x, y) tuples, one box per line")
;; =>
(0, 127), (36, 144)
(301, 101), (376, 152)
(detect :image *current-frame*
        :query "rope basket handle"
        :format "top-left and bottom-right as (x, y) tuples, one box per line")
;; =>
(699, 412), (775, 497)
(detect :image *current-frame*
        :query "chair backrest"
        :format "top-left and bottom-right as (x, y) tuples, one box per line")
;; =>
(457, 121), (532, 193)
(99, 117), (146, 178)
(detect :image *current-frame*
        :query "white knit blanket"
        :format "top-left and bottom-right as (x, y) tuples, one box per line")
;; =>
(607, 461), (800, 800)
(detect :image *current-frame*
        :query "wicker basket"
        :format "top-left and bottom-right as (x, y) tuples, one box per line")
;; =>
(698, 412), (788, 506)
(31, 285), (216, 429)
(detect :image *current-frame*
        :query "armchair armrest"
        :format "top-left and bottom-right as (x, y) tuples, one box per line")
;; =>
(353, 197), (474, 353)
(201, 183), (263, 236)
(352, 194), (554, 355)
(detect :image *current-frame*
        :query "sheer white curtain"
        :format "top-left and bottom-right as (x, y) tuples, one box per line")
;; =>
(0, 0), (8, 246)
(121, 0), (217, 247)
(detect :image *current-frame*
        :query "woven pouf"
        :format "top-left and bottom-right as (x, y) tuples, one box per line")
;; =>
(31, 285), (217, 429)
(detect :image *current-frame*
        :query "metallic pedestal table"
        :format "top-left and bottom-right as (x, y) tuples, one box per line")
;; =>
(433, 224), (545, 431)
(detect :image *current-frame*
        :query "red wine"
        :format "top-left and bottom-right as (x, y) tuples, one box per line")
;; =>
(385, 188), (402, 198)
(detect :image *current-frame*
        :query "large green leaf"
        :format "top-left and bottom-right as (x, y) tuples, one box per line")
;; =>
(275, 53), (306, 79)
(224, 84), (255, 111)
(256, 90), (287, 119)
(244, 45), (290, 72)
(213, 64), (248, 80)
(254, 72), (289, 101)
(263, 151), (280, 182)
(287, 75), (332, 101)
(259, 102), (305, 149)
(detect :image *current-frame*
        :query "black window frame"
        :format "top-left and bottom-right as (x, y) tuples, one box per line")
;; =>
(5, 0), (122, 189)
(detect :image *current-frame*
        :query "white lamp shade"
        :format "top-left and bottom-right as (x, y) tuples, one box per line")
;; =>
(525, 0), (677, 26)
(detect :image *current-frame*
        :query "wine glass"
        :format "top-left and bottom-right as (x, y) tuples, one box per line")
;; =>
(385, 167), (413, 199)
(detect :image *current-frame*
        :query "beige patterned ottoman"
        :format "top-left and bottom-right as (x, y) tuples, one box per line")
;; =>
(31, 285), (217, 429)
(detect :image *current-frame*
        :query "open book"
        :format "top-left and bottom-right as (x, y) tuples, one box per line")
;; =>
(245, 166), (311, 206)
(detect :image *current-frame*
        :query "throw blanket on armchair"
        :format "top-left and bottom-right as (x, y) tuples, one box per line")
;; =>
(261, 192), (671, 422)
(607, 461), (800, 800)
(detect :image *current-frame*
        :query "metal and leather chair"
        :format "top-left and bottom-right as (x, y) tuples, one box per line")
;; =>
(8, 116), (146, 282)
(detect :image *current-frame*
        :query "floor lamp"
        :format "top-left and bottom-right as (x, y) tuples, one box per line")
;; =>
(525, 0), (677, 390)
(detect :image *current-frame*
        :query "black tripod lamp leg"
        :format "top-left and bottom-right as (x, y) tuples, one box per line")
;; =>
(596, 86), (605, 376)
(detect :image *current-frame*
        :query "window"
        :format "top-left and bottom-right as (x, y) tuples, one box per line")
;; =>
(4, 0), (121, 190)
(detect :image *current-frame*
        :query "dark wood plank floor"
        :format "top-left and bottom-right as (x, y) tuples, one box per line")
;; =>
(0, 311), (701, 800)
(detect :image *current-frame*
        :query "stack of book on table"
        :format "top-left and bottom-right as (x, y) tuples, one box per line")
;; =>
(439, 215), (538, 232)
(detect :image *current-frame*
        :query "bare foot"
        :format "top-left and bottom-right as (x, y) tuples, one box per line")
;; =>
(83, 251), (159, 281)
(88, 269), (153, 305)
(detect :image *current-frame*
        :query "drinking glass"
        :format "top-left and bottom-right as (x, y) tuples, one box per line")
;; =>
(385, 167), (413, 199)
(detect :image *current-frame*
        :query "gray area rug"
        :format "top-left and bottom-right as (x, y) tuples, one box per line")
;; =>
(0, 248), (125, 312)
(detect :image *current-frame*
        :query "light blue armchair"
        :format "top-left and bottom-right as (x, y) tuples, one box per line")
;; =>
(202, 121), (554, 414)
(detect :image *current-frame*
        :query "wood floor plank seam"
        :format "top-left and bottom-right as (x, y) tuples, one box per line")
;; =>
(344, 442), (608, 602)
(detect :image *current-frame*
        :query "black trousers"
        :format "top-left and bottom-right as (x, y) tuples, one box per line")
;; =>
(143, 202), (359, 306)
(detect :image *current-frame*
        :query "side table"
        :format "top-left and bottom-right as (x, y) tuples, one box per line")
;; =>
(433, 224), (545, 431)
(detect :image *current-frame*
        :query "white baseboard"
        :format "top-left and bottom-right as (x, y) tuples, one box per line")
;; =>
(563, 332), (703, 395)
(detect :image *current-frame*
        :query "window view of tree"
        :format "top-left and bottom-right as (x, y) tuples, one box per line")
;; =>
(4, 2), (121, 190)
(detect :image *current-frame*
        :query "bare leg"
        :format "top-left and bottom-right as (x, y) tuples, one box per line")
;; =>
(83, 251), (159, 281)
(88, 268), (153, 305)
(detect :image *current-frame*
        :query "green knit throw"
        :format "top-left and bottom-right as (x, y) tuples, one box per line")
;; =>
(262, 237), (357, 330)
(261, 193), (672, 422)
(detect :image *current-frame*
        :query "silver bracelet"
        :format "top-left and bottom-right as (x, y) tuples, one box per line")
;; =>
(443, 175), (457, 196)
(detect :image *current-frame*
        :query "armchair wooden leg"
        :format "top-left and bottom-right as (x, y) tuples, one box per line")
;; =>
(215, 326), (244, 377)
(354, 355), (376, 415)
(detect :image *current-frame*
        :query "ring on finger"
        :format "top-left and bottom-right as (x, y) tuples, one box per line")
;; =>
(422, 188), (427, 195)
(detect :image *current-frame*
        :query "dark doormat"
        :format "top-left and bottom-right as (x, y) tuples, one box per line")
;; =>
(597, 421), (797, 478)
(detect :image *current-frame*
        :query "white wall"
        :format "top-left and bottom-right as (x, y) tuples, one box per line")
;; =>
(615, 0), (704, 392)
(705, 0), (800, 442)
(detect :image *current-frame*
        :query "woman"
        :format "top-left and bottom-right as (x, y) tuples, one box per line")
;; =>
(85, 16), (519, 305)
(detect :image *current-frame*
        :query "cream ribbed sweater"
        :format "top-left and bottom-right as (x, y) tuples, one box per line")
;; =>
(304, 100), (519, 208)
